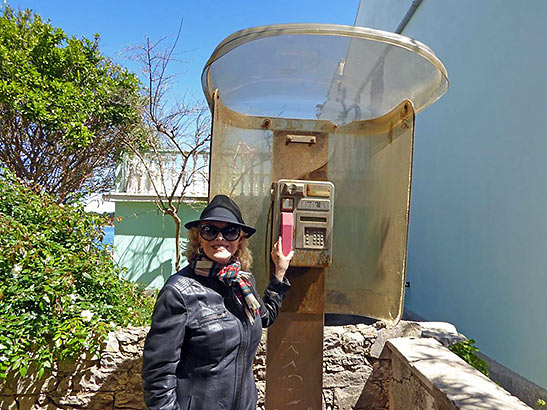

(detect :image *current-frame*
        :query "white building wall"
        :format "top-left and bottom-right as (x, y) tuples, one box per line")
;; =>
(357, 0), (547, 388)
(355, 0), (412, 31)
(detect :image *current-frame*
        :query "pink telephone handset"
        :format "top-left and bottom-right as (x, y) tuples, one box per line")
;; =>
(280, 211), (294, 256)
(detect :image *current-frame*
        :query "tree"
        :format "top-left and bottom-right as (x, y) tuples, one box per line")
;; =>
(122, 25), (210, 270)
(0, 7), (145, 203)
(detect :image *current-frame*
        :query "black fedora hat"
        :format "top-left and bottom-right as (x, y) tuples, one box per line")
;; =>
(184, 195), (256, 238)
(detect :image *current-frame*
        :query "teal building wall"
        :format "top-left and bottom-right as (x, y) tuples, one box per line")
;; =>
(113, 201), (205, 289)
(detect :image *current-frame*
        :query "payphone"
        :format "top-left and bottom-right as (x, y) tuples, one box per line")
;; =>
(271, 179), (334, 267)
(202, 23), (448, 410)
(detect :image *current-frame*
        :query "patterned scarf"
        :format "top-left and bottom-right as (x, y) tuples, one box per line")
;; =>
(191, 255), (261, 324)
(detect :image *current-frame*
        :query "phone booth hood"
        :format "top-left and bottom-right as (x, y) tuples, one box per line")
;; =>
(203, 24), (448, 323)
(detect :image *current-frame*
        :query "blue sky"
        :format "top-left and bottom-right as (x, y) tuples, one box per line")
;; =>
(6, 0), (360, 102)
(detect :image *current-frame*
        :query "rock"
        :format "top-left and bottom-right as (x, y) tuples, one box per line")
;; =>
(369, 321), (422, 358)
(323, 345), (345, 359)
(100, 352), (135, 370)
(322, 389), (334, 410)
(119, 343), (140, 355)
(419, 322), (466, 347)
(114, 390), (146, 409)
(72, 367), (129, 392)
(105, 332), (120, 353)
(14, 394), (38, 410)
(0, 395), (17, 410)
(324, 366), (371, 388)
(57, 357), (99, 377)
(126, 371), (144, 390)
(115, 330), (140, 345)
(55, 375), (72, 392)
(342, 331), (365, 353)
(52, 392), (114, 409)
(333, 384), (365, 409)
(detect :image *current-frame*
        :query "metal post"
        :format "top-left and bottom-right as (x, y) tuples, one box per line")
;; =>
(266, 130), (328, 410)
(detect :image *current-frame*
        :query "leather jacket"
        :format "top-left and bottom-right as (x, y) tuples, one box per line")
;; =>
(142, 265), (290, 410)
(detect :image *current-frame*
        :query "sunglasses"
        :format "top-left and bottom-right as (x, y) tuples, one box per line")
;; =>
(199, 224), (242, 241)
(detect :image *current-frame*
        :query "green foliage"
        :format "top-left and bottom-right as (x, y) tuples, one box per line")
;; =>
(449, 339), (490, 377)
(0, 171), (155, 380)
(0, 6), (146, 202)
(0, 6), (137, 147)
(538, 398), (546, 410)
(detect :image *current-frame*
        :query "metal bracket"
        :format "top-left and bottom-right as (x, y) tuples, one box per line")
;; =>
(286, 134), (316, 145)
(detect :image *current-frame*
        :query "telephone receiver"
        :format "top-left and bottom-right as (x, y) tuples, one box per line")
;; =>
(280, 211), (294, 257)
(271, 179), (334, 267)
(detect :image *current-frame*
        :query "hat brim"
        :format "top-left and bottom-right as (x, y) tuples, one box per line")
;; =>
(184, 217), (256, 238)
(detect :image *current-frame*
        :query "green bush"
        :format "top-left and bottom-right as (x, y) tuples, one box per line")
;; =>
(0, 171), (155, 380)
(449, 339), (490, 377)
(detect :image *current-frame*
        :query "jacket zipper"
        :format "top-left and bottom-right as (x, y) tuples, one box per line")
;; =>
(197, 310), (226, 324)
(232, 293), (249, 410)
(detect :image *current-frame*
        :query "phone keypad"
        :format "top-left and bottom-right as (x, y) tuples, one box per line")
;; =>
(304, 227), (326, 249)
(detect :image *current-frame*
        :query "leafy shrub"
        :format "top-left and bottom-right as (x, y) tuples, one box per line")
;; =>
(0, 171), (155, 379)
(449, 339), (490, 377)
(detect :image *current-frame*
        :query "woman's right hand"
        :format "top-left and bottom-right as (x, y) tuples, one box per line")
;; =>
(271, 237), (294, 281)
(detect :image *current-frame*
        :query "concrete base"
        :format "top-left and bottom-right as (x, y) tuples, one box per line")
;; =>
(382, 338), (531, 409)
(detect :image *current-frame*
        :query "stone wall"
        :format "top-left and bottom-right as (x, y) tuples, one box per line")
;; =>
(1, 322), (416, 410)
(0, 321), (530, 409)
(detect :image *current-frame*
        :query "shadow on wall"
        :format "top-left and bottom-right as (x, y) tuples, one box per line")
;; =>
(354, 358), (391, 409)
(116, 235), (175, 288)
(79, 358), (145, 410)
(113, 202), (203, 288)
(139, 259), (174, 285)
(63, 356), (145, 409)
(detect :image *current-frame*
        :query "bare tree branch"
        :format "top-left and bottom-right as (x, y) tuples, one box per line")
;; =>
(121, 28), (211, 270)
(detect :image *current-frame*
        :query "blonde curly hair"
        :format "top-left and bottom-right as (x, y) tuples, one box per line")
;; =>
(184, 226), (253, 271)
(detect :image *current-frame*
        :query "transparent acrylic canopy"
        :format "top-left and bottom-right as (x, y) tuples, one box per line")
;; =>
(203, 24), (449, 322)
(202, 24), (448, 125)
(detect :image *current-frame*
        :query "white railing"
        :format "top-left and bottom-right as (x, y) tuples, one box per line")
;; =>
(113, 151), (209, 199)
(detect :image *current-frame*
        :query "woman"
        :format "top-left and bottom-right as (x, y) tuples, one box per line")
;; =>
(142, 194), (293, 410)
